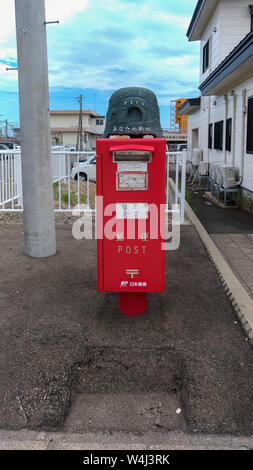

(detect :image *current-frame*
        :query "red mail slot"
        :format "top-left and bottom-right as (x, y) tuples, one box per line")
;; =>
(96, 138), (166, 315)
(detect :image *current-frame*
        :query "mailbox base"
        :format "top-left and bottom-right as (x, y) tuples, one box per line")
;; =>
(119, 292), (147, 316)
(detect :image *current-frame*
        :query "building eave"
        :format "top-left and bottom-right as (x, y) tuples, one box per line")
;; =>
(178, 98), (201, 116)
(199, 31), (253, 95)
(187, 0), (219, 41)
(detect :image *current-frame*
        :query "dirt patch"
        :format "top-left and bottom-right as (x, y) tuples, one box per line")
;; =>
(0, 181), (96, 227)
(0, 225), (253, 434)
(53, 180), (96, 210)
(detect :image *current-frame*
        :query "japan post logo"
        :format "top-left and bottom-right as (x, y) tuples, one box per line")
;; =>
(120, 281), (129, 287)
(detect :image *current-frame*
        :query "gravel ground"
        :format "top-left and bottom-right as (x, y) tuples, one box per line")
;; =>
(0, 224), (253, 434)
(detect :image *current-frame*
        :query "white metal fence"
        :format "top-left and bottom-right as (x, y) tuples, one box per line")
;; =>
(0, 150), (23, 210)
(0, 149), (187, 223)
(167, 150), (186, 224)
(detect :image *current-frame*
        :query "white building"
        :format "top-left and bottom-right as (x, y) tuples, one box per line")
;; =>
(180, 0), (253, 199)
(50, 110), (105, 150)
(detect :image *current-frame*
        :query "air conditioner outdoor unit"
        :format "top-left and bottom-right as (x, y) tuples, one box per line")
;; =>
(192, 148), (203, 166)
(218, 164), (236, 188)
(216, 164), (224, 185)
(198, 161), (209, 176)
(209, 162), (216, 179)
(210, 162), (220, 182)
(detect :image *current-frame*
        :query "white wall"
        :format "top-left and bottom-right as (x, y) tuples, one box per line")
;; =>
(220, 0), (251, 59)
(91, 117), (105, 134)
(50, 114), (91, 128)
(189, 0), (253, 192)
(187, 96), (209, 160)
(187, 77), (253, 192)
(200, 2), (221, 82)
(199, 0), (251, 85)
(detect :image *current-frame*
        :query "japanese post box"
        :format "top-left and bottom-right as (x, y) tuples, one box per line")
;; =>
(96, 138), (166, 316)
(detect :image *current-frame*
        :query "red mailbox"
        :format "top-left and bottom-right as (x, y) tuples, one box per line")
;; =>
(96, 138), (166, 316)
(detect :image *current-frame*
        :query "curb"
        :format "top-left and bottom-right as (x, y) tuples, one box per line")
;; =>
(204, 191), (239, 210)
(170, 179), (253, 343)
(0, 430), (253, 450)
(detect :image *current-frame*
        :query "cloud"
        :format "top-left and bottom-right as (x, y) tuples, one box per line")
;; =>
(0, 0), (90, 44)
(0, 1), (15, 43)
(46, 0), (89, 23)
(164, 56), (194, 66)
(0, 0), (200, 126)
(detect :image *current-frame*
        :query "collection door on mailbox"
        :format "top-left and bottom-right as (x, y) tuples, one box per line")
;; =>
(97, 138), (166, 298)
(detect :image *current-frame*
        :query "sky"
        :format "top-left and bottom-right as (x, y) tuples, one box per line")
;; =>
(0, 0), (200, 128)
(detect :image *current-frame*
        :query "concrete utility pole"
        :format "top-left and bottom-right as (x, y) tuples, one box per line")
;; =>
(79, 95), (84, 151)
(15, 0), (56, 258)
(76, 95), (84, 151)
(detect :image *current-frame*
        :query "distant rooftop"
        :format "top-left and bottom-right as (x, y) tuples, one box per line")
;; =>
(50, 110), (104, 118)
(51, 127), (99, 135)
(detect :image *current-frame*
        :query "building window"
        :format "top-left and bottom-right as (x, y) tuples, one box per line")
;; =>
(203, 40), (209, 73)
(246, 96), (253, 154)
(226, 118), (232, 151)
(208, 123), (213, 149)
(214, 121), (224, 150)
(249, 5), (253, 31)
(96, 119), (104, 126)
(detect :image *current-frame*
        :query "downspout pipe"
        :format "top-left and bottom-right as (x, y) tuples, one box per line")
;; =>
(231, 90), (237, 167)
(234, 89), (247, 186)
(237, 89), (247, 185)
(207, 96), (211, 163)
(224, 94), (228, 164)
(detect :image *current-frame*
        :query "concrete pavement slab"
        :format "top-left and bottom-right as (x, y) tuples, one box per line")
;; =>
(65, 393), (185, 433)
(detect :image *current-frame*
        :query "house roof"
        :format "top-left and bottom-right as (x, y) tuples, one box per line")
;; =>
(199, 30), (253, 95)
(178, 98), (201, 116)
(50, 110), (103, 118)
(187, 0), (219, 41)
(51, 127), (100, 135)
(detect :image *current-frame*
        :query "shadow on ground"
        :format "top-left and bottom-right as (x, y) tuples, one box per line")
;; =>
(0, 224), (253, 435)
(186, 185), (253, 234)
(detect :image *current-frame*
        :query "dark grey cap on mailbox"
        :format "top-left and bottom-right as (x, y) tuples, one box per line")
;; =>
(103, 87), (163, 138)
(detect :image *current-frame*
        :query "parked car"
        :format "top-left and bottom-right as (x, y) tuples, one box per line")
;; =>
(71, 155), (96, 182)
(168, 144), (178, 152)
(177, 144), (187, 152)
(0, 144), (10, 161)
(0, 141), (17, 150)
(71, 156), (88, 170)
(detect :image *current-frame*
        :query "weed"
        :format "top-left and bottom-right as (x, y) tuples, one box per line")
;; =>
(61, 192), (86, 207)
(173, 378), (183, 396)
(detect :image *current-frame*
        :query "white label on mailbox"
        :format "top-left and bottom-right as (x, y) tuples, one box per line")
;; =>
(118, 173), (147, 190)
(117, 162), (147, 172)
(116, 203), (149, 219)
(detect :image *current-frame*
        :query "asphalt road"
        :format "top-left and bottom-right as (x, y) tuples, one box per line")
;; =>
(0, 224), (253, 434)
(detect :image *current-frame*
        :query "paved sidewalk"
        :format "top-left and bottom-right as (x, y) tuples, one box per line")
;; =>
(212, 234), (253, 299)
